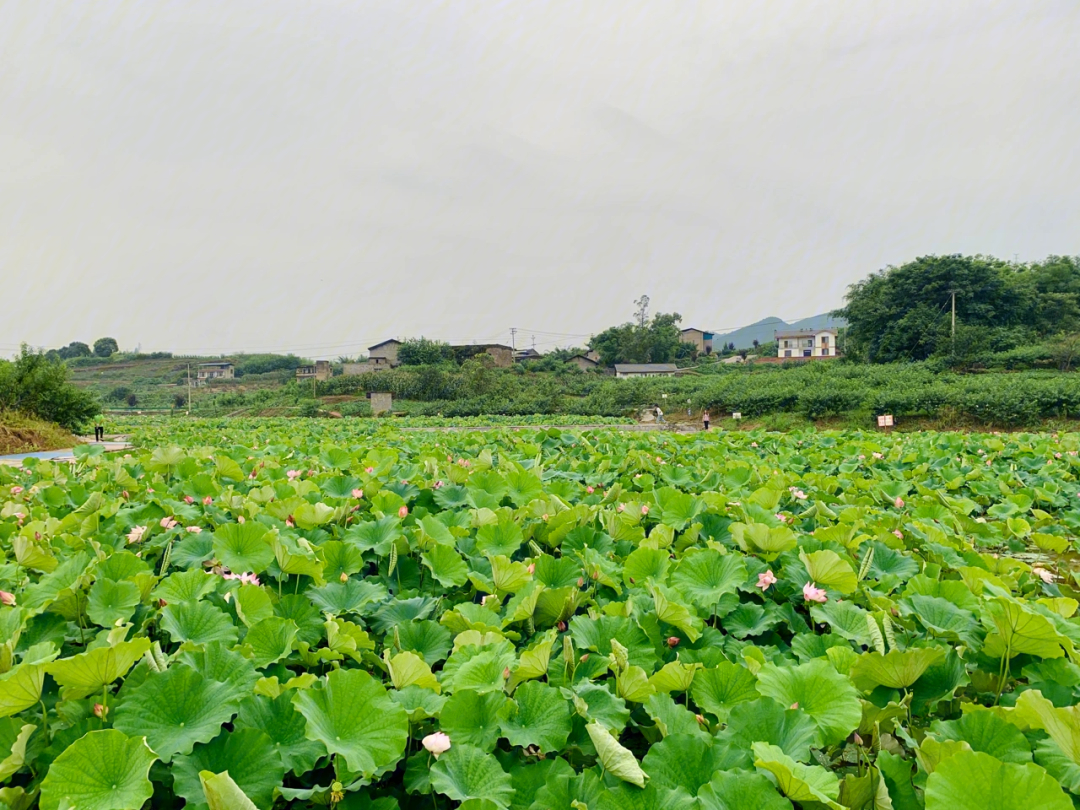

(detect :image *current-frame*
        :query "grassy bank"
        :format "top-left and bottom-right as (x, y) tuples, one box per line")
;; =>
(0, 412), (78, 454)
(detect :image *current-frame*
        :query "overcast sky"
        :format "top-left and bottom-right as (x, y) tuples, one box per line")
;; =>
(2, 1), (1078, 358)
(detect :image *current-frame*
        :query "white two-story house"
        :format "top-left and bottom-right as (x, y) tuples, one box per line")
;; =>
(775, 328), (838, 359)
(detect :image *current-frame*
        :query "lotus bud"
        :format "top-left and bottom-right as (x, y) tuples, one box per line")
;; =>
(0, 591), (16, 607)
(790, 702), (799, 710)
(93, 703), (108, 719)
(340, 572), (349, 583)
(580, 654), (589, 662)
(203, 496), (212, 505)
(502, 667), (511, 680)
(398, 505), (408, 518)
(158, 599), (167, 608)
(667, 637), (680, 647)
(853, 732), (863, 746)
(527, 563), (535, 574)
(577, 577), (585, 588)
(184, 495), (194, 504)
(122, 490), (129, 499)
(641, 505), (649, 515)
(557, 621), (567, 632)
(237, 515), (245, 523)
(422, 732), (451, 757)
(695, 714), (706, 724)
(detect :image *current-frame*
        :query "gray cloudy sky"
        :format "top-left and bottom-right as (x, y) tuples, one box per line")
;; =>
(2, 1), (1078, 358)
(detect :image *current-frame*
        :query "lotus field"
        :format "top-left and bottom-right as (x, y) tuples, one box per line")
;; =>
(4, 419), (1080, 809)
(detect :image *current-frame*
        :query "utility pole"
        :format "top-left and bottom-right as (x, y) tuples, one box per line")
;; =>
(510, 328), (517, 352)
(186, 363), (192, 415)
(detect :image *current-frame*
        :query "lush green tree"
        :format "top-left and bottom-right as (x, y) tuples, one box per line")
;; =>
(835, 254), (1052, 362)
(398, 338), (455, 366)
(93, 337), (119, 357)
(57, 341), (92, 360)
(589, 310), (687, 366)
(0, 345), (100, 430)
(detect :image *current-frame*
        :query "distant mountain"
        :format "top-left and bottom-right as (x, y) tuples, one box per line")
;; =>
(712, 313), (846, 350)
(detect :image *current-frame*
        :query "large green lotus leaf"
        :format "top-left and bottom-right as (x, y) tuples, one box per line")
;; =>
(430, 743), (515, 809)
(756, 660), (861, 747)
(533, 555), (581, 589)
(466, 471), (509, 510)
(151, 569), (218, 604)
(651, 585), (703, 642)
(172, 728), (285, 810)
(113, 664), (241, 762)
(877, 750), (921, 810)
(799, 550), (857, 594)
(809, 601), (873, 645)
(931, 710), (1032, 764)
(983, 597), (1068, 660)
(95, 551), (150, 583)
(722, 602), (782, 639)
(536, 769), (614, 810)
(697, 769), (793, 810)
(344, 516), (402, 555)
(39, 729), (156, 810)
(21, 552), (92, 610)
(160, 601), (239, 646)
(441, 646), (516, 694)
(440, 690), (508, 751)
(177, 641), (260, 701)
(271, 534), (326, 584)
(643, 733), (747, 798)
(903, 595), (979, 644)
(422, 544), (470, 588)
(643, 692), (708, 740)
(505, 758), (575, 810)
(368, 596), (437, 634)
(851, 648), (945, 691)
(474, 512), (524, 557)
(171, 532), (215, 569)
(211, 522), (274, 574)
(45, 638), (150, 700)
(586, 723), (648, 788)
(690, 661), (760, 722)
(198, 771), (257, 810)
(731, 522), (797, 559)
(1011, 689), (1080, 765)
(924, 750), (1070, 810)
(504, 471), (543, 508)
(318, 541), (366, 581)
(658, 489), (705, 530)
(432, 483), (470, 509)
(235, 692), (326, 776)
(717, 698), (819, 762)
(0, 663), (44, 718)
(242, 617), (298, 668)
(306, 579), (386, 615)
(497, 681), (571, 753)
(397, 620), (453, 665)
(1034, 738), (1080, 794)
(233, 583), (273, 627)
(0, 720), (35, 781)
(752, 742), (843, 810)
(387, 651), (440, 692)
(571, 682), (631, 734)
(291, 668), (407, 776)
(623, 547), (670, 588)
(569, 616), (658, 672)
(87, 579), (141, 627)
(670, 550), (747, 611)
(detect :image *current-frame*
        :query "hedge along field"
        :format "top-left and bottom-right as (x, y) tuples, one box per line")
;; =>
(2, 421), (1080, 809)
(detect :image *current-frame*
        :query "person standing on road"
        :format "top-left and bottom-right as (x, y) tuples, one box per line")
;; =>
(94, 420), (104, 442)
(702, 410), (710, 431)
(655, 405), (665, 424)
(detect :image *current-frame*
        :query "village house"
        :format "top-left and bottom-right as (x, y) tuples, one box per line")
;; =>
(296, 360), (332, 382)
(775, 328), (838, 359)
(195, 361), (234, 385)
(342, 339), (403, 375)
(453, 344), (515, 368)
(567, 354), (600, 371)
(679, 328), (714, 355)
(614, 363), (680, 379)
(514, 347), (543, 362)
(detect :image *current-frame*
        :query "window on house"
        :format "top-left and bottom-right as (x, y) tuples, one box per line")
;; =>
(821, 336), (830, 345)
(784, 350), (792, 357)
(822, 348), (830, 356)
(805, 339), (813, 348)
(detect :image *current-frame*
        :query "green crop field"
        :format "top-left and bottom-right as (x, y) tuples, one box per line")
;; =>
(2, 419), (1080, 809)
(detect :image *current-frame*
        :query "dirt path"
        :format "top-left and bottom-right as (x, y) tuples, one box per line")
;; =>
(0, 440), (132, 465)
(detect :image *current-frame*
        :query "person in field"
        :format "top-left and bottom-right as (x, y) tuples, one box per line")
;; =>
(702, 410), (710, 431)
(654, 405), (665, 424)
(94, 421), (104, 442)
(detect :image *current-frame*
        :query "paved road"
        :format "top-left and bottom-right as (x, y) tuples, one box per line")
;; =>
(0, 441), (131, 465)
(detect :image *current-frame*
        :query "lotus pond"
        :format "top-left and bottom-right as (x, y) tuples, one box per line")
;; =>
(2, 420), (1080, 809)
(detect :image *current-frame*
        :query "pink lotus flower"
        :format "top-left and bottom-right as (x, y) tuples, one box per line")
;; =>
(892, 529), (903, 539)
(1056, 452), (1063, 459)
(185, 526), (202, 533)
(0, 591), (15, 607)
(617, 504), (625, 512)
(237, 515), (245, 523)
(793, 490), (807, 500)
(872, 452), (883, 460)
(422, 732), (452, 756)
(1032, 567), (1054, 584)
(542, 513), (549, 521)
(160, 517), (178, 530)
(398, 505), (408, 519)
(577, 577), (585, 587)
(127, 525), (147, 544)
(10, 486), (22, 496)
(894, 497), (904, 508)
(859, 455), (866, 461)
(527, 563), (535, 574)
(433, 480), (443, 489)
(586, 486), (594, 494)
(757, 570), (777, 590)
(286, 470), (301, 480)
(776, 513), (788, 523)
(249, 471), (258, 479)
(352, 488), (364, 499)
(183, 495), (194, 504)
(285, 517), (295, 528)
(803, 582), (828, 603)
(203, 496), (213, 506)
(790, 702), (799, 710)
(641, 505), (650, 515)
